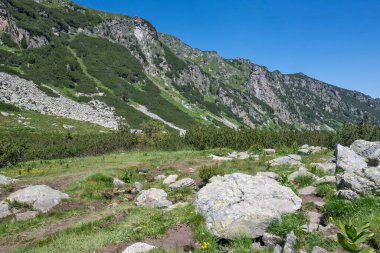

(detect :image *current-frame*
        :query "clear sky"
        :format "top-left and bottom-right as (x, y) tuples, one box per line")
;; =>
(73, 0), (380, 98)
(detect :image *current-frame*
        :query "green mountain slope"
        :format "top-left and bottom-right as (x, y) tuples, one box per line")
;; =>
(0, 0), (379, 133)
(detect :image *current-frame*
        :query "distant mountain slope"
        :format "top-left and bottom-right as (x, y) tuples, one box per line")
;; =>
(0, 0), (379, 132)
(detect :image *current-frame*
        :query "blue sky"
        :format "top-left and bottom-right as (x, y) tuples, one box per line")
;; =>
(73, 0), (380, 98)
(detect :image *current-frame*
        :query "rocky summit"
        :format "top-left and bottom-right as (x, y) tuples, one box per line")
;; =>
(0, 0), (379, 132)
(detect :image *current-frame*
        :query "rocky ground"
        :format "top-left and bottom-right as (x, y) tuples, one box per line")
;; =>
(0, 142), (379, 253)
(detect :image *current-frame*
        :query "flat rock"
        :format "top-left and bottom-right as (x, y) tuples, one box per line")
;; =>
(298, 186), (317, 195)
(263, 149), (276, 154)
(0, 175), (16, 185)
(121, 242), (156, 253)
(208, 155), (232, 161)
(194, 173), (302, 239)
(307, 211), (322, 224)
(313, 176), (336, 185)
(7, 185), (69, 213)
(268, 155), (303, 167)
(0, 201), (10, 219)
(136, 188), (172, 208)
(15, 210), (38, 221)
(169, 178), (195, 191)
(163, 175), (178, 185)
(336, 189), (359, 200)
(336, 144), (367, 172)
(154, 174), (166, 180)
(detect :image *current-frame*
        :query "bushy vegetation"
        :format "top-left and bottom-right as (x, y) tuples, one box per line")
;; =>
(199, 164), (225, 182)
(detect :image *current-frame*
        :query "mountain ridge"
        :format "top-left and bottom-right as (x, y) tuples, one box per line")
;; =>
(0, 0), (379, 133)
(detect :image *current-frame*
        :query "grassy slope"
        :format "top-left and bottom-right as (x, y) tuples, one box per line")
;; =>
(1, 148), (379, 252)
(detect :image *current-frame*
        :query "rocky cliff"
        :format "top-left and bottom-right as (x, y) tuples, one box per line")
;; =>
(0, 0), (379, 132)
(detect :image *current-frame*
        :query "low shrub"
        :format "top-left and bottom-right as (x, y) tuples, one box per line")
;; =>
(199, 164), (225, 182)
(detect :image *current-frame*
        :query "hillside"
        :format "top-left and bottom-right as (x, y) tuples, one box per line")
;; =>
(0, 0), (380, 133)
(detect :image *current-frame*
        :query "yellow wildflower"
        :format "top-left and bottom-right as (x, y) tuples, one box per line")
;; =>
(200, 242), (209, 250)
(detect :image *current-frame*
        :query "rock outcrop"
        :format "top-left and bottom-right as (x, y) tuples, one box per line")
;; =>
(193, 173), (302, 239)
(336, 144), (367, 172)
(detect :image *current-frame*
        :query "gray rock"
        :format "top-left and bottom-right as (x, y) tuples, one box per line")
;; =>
(169, 178), (195, 191)
(288, 167), (318, 182)
(263, 149), (276, 154)
(256, 171), (279, 179)
(311, 162), (336, 174)
(298, 148), (311, 155)
(283, 231), (296, 253)
(1, 111), (8, 117)
(121, 242), (156, 253)
(336, 189), (359, 200)
(313, 176), (336, 185)
(251, 242), (263, 250)
(307, 211), (322, 224)
(15, 210), (38, 221)
(298, 186), (317, 195)
(273, 245), (283, 253)
(163, 174), (178, 185)
(350, 140), (380, 166)
(136, 188), (172, 208)
(0, 175), (16, 185)
(336, 144), (367, 172)
(0, 201), (10, 219)
(62, 124), (76, 130)
(336, 167), (380, 196)
(262, 232), (282, 247)
(311, 246), (330, 253)
(154, 174), (166, 180)
(193, 173), (302, 239)
(208, 155), (232, 161)
(134, 182), (143, 192)
(7, 185), (69, 213)
(113, 178), (126, 187)
(268, 155), (303, 167)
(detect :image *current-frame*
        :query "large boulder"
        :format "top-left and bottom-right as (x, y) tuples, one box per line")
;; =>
(350, 140), (380, 166)
(193, 173), (302, 239)
(268, 155), (303, 167)
(336, 145), (367, 172)
(7, 185), (69, 213)
(337, 167), (380, 196)
(136, 188), (172, 208)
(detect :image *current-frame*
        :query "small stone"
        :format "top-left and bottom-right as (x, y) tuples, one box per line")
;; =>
(288, 167), (318, 182)
(313, 176), (336, 185)
(0, 175), (16, 185)
(15, 211), (38, 221)
(63, 124), (76, 130)
(274, 245), (282, 253)
(307, 211), (322, 224)
(121, 242), (156, 253)
(268, 155), (303, 167)
(298, 186), (317, 195)
(0, 201), (10, 219)
(262, 233), (282, 247)
(1, 111), (9, 117)
(154, 174), (166, 180)
(163, 174), (178, 185)
(251, 242), (262, 250)
(283, 231), (296, 253)
(169, 178), (195, 191)
(311, 163), (336, 174)
(263, 149), (276, 154)
(113, 178), (126, 187)
(336, 189), (359, 201)
(134, 182), (143, 192)
(208, 155), (232, 161)
(135, 188), (172, 208)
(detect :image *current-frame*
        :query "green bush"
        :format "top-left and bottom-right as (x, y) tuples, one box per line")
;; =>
(199, 165), (225, 182)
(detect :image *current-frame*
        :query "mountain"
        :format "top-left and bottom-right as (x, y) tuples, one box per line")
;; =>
(0, 0), (379, 133)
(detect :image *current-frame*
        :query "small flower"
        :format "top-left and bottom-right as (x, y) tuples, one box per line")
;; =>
(201, 242), (209, 250)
